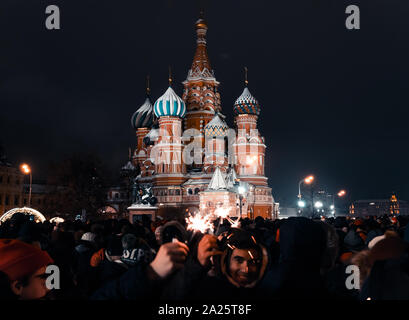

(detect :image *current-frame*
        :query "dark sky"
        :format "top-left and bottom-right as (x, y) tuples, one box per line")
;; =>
(1, 0), (409, 206)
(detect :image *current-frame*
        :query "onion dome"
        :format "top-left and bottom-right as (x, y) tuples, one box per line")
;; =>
(233, 87), (260, 116)
(204, 113), (228, 138)
(131, 97), (154, 129)
(153, 86), (186, 118)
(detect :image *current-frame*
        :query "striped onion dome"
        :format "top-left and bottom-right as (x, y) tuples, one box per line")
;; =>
(204, 114), (228, 138)
(233, 87), (260, 116)
(131, 97), (154, 129)
(153, 87), (186, 118)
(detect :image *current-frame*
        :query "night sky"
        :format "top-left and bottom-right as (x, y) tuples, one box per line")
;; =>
(1, 0), (409, 206)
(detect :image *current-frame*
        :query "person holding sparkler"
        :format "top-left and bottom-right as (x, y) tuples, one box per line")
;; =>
(161, 228), (269, 301)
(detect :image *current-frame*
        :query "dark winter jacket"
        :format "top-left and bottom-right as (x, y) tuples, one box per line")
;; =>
(90, 263), (161, 300)
(260, 217), (329, 299)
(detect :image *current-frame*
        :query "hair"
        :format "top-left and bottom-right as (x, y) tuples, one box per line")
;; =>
(222, 229), (263, 276)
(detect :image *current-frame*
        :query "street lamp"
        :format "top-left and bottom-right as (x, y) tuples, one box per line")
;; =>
(298, 175), (314, 199)
(238, 184), (247, 219)
(298, 200), (306, 208)
(297, 175), (314, 217)
(314, 201), (323, 208)
(20, 163), (32, 208)
(330, 189), (347, 216)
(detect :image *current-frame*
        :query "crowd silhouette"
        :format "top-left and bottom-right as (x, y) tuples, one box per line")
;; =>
(1, 212), (409, 300)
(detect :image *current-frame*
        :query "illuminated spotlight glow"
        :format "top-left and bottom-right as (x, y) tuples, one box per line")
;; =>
(298, 200), (306, 208)
(20, 163), (31, 174)
(238, 186), (246, 194)
(314, 201), (323, 208)
(304, 175), (314, 184)
(338, 190), (346, 197)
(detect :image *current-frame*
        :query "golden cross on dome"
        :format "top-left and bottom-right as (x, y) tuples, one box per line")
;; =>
(168, 66), (172, 86)
(244, 66), (248, 86)
(146, 75), (150, 96)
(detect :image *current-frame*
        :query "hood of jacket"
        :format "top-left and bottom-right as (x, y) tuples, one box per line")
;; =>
(218, 228), (269, 288)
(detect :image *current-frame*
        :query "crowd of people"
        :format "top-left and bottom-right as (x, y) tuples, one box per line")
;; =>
(1, 212), (409, 300)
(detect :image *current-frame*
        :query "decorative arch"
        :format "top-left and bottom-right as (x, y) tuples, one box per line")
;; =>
(50, 217), (65, 224)
(0, 207), (46, 224)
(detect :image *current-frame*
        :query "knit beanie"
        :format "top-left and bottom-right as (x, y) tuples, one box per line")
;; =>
(81, 232), (96, 243)
(0, 239), (54, 281)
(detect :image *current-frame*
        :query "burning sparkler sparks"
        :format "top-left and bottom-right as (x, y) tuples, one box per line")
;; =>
(214, 207), (229, 219)
(186, 213), (214, 234)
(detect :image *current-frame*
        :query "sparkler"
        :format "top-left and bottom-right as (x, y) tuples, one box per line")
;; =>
(213, 207), (229, 235)
(185, 212), (214, 246)
(186, 213), (214, 234)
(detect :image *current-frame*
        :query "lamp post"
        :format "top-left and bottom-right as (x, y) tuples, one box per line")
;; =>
(336, 190), (346, 216)
(238, 185), (246, 219)
(20, 163), (32, 208)
(297, 175), (314, 216)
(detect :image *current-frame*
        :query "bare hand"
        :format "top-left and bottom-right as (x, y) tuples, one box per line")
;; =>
(197, 234), (223, 268)
(150, 240), (189, 279)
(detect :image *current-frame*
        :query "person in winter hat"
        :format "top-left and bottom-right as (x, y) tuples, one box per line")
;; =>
(160, 221), (187, 244)
(340, 228), (366, 264)
(0, 239), (54, 300)
(360, 236), (409, 300)
(96, 236), (127, 285)
(260, 217), (328, 299)
(72, 232), (99, 297)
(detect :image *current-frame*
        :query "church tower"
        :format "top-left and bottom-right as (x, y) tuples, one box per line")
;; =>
(151, 78), (187, 218)
(232, 69), (274, 218)
(182, 13), (221, 140)
(131, 77), (154, 173)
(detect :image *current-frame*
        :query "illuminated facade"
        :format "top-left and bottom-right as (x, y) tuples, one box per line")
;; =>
(130, 15), (277, 220)
(349, 194), (409, 216)
(0, 161), (24, 215)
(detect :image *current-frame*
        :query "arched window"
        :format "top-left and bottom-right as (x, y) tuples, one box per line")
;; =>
(188, 189), (193, 195)
(194, 188), (200, 194)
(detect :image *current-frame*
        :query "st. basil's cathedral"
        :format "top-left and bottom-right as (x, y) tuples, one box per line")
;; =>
(128, 14), (278, 222)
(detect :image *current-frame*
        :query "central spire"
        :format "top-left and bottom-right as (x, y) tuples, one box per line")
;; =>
(187, 12), (214, 80)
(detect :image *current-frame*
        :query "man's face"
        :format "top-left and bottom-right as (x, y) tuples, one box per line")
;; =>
(229, 248), (261, 287)
(16, 266), (50, 300)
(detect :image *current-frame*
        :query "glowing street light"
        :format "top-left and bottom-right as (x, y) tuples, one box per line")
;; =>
(330, 190), (347, 217)
(20, 163), (32, 208)
(238, 186), (246, 195)
(237, 184), (247, 219)
(314, 201), (323, 208)
(298, 200), (306, 208)
(246, 155), (257, 165)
